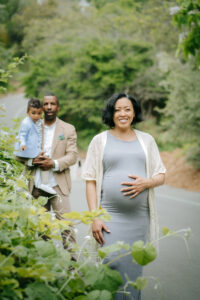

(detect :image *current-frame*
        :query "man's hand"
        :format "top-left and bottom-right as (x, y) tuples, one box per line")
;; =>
(33, 152), (45, 165)
(92, 219), (110, 245)
(121, 174), (148, 199)
(33, 153), (54, 170)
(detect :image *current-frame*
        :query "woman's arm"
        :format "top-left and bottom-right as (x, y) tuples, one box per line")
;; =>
(86, 180), (98, 211)
(86, 180), (110, 245)
(121, 173), (165, 199)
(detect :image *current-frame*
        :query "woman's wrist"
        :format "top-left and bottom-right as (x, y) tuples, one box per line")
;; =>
(146, 178), (155, 189)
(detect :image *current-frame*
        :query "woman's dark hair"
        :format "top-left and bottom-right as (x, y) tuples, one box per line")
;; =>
(102, 93), (142, 128)
(27, 98), (42, 112)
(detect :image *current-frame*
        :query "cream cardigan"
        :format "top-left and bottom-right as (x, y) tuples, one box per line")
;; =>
(82, 129), (166, 244)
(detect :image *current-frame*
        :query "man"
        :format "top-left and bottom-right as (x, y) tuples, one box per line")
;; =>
(28, 93), (78, 218)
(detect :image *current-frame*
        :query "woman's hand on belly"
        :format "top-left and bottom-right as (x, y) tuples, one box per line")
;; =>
(121, 174), (148, 199)
(92, 219), (110, 245)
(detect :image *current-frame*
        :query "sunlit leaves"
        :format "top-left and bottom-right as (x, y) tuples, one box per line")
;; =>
(85, 290), (112, 300)
(131, 241), (157, 266)
(98, 241), (130, 259)
(62, 208), (111, 225)
(0, 55), (28, 93)
(130, 276), (148, 290)
(0, 124), (122, 299)
(162, 226), (175, 236)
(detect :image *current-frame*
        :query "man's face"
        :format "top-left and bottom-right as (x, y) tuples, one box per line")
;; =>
(43, 96), (59, 121)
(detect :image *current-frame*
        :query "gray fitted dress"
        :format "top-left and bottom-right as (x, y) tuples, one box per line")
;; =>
(101, 131), (149, 300)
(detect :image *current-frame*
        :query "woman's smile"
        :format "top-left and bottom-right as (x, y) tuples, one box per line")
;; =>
(113, 97), (135, 130)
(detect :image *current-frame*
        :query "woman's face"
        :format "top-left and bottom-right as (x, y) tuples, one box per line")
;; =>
(113, 97), (135, 130)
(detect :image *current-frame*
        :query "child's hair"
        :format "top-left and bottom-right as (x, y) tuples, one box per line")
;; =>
(27, 98), (42, 112)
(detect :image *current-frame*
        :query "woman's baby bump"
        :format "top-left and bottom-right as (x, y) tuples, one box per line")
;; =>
(101, 171), (147, 213)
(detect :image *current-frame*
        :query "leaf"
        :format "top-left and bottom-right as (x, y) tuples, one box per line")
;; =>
(34, 240), (56, 257)
(16, 266), (52, 280)
(25, 282), (59, 300)
(0, 286), (22, 300)
(0, 278), (19, 288)
(16, 179), (28, 190)
(98, 241), (129, 259)
(131, 241), (157, 266)
(37, 207), (48, 215)
(0, 211), (19, 219)
(83, 264), (122, 293)
(68, 277), (85, 294)
(85, 290), (112, 300)
(37, 196), (48, 206)
(62, 211), (82, 219)
(130, 276), (147, 290)
(0, 253), (14, 268)
(15, 245), (28, 257)
(162, 227), (174, 236)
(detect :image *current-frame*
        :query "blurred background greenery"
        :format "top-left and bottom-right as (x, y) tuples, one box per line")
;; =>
(0, 0), (199, 168)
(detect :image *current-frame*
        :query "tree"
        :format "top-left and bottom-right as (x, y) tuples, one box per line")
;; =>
(23, 39), (153, 147)
(171, 0), (200, 65)
(158, 54), (200, 168)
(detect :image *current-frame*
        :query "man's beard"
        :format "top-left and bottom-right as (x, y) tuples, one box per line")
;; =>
(44, 112), (56, 121)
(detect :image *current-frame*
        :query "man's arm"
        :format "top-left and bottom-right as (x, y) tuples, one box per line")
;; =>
(33, 126), (78, 171)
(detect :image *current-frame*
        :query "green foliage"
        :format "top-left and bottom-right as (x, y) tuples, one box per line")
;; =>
(0, 121), (192, 298)
(0, 0), (57, 49)
(0, 124), (121, 299)
(130, 276), (148, 290)
(158, 54), (200, 168)
(131, 241), (157, 266)
(98, 241), (130, 259)
(172, 0), (200, 65)
(20, 0), (179, 149)
(0, 55), (28, 93)
(81, 264), (122, 294)
(23, 39), (153, 146)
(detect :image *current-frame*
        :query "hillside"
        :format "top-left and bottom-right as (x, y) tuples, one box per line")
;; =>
(161, 149), (200, 193)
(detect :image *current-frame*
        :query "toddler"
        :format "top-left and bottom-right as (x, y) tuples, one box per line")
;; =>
(14, 98), (56, 195)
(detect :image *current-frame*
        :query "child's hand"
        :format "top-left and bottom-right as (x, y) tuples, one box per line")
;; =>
(20, 145), (27, 151)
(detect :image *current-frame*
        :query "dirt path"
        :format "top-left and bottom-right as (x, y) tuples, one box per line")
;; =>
(161, 149), (200, 193)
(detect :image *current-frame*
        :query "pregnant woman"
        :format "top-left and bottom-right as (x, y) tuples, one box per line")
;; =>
(82, 93), (166, 299)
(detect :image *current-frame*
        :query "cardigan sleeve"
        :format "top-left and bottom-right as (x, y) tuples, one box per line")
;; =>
(82, 137), (97, 181)
(149, 136), (166, 177)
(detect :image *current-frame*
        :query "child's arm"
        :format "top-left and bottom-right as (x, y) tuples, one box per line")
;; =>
(18, 119), (30, 150)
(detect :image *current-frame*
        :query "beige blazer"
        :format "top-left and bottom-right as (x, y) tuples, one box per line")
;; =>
(28, 118), (78, 195)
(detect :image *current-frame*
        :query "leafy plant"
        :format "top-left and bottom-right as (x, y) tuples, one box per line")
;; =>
(0, 121), (192, 299)
(0, 55), (28, 93)
(171, 0), (200, 66)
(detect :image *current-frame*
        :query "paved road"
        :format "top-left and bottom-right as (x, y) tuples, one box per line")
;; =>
(1, 93), (200, 300)
(70, 179), (200, 300)
(0, 93), (28, 127)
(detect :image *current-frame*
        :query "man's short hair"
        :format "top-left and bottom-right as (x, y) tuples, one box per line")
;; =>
(27, 98), (42, 112)
(43, 92), (59, 105)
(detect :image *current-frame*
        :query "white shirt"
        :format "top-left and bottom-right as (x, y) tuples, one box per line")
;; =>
(29, 120), (59, 188)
